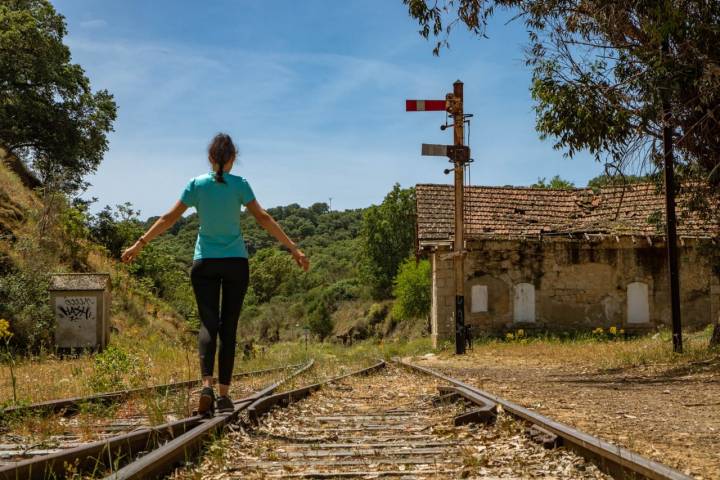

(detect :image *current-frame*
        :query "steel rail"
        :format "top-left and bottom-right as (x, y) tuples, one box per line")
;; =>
(395, 358), (693, 480)
(0, 361), (311, 480)
(103, 359), (315, 480)
(2, 363), (300, 417)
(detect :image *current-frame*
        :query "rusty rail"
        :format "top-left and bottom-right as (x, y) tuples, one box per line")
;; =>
(1, 363), (300, 418)
(0, 360), (312, 480)
(103, 359), (315, 480)
(107, 361), (386, 480)
(395, 358), (693, 480)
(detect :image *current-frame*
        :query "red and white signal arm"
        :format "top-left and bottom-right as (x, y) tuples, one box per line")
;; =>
(405, 99), (447, 112)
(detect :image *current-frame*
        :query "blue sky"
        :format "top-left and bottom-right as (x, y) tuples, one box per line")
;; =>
(54, 0), (605, 217)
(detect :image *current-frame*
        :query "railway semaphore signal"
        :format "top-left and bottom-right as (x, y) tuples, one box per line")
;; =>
(407, 80), (471, 355)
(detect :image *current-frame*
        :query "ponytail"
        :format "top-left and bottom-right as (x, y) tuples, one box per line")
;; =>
(208, 133), (237, 184)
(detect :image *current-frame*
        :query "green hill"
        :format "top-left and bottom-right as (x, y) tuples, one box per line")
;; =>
(141, 203), (372, 341)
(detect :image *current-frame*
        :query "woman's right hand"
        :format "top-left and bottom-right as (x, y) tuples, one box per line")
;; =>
(291, 247), (310, 271)
(121, 241), (144, 263)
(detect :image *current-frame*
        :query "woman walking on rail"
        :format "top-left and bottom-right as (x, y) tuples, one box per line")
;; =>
(122, 133), (309, 415)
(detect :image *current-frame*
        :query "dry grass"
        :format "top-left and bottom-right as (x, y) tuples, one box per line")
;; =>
(0, 337), (433, 407)
(444, 326), (718, 371)
(7, 324), (715, 406)
(0, 155), (42, 264)
(0, 330), (293, 406)
(0, 150), (40, 211)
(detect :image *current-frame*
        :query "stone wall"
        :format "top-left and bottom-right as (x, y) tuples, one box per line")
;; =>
(429, 237), (718, 345)
(430, 252), (455, 347)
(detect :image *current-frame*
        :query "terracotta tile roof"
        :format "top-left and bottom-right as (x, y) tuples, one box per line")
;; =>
(416, 183), (719, 243)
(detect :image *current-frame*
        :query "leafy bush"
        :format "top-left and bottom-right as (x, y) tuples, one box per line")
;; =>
(250, 248), (305, 303)
(306, 280), (360, 341)
(0, 269), (53, 350)
(87, 345), (142, 392)
(307, 302), (333, 341)
(391, 257), (431, 320)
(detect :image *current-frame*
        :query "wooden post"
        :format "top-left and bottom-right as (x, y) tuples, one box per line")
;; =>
(452, 80), (466, 355)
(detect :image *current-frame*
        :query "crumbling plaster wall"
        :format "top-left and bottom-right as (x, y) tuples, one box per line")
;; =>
(429, 237), (716, 345)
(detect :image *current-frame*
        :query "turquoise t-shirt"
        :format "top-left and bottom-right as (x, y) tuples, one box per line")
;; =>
(180, 172), (256, 260)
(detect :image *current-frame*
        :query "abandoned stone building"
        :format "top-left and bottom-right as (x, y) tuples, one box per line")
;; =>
(416, 183), (720, 346)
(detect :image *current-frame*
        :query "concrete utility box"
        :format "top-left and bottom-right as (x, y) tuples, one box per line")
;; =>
(49, 273), (111, 351)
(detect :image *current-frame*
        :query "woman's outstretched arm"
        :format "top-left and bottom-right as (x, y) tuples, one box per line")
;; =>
(121, 200), (188, 263)
(245, 199), (310, 271)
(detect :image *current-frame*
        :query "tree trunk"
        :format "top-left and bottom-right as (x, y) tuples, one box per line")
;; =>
(710, 323), (720, 349)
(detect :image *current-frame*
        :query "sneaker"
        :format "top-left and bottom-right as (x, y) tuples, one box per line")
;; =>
(216, 395), (234, 413)
(198, 387), (215, 417)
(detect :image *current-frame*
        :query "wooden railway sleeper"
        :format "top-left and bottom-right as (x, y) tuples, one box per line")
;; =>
(526, 424), (563, 449)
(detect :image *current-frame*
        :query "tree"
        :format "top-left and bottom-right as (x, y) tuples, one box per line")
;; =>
(250, 248), (301, 303)
(391, 257), (431, 320)
(587, 173), (656, 190)
(403, 1), (720, 185)
(361, 184), (416, 298)
(0, 0), (117, 193)
(88, 203), (144, 258)
(531, 175), (574, 189)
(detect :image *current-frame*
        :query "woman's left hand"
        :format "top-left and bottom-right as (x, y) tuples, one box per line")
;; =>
(121, 242), (144, 263)
(291, 248), (310, 271)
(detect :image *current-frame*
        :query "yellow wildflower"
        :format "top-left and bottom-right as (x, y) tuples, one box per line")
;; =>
(516, 329), (525, 338)
(0, 319), (12, 339)
(505, 332), (514, 340)
(592, 327), (604, 335)
(609, 326), (617, 335)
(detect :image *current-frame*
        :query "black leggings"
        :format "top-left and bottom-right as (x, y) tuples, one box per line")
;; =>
(190, 257), (249, 385)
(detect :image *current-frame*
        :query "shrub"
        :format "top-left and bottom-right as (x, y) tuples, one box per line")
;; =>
(307, 303), (333, 341)
(391, 257), (431, 320)
(250, 248), (304, 303)
(0, 269), (53, 350)
(87, 345), (142, 392)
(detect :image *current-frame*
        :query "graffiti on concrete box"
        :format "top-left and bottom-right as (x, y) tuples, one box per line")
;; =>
(56, 296), (97, 323)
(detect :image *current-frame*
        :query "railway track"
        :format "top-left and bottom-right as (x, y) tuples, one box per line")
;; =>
(0, 360), (313, 480)
(182, 359), (693, 480)
(0, 358), (696, 479)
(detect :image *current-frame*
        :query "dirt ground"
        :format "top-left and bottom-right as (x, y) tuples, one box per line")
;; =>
(414, 347), (720, 479)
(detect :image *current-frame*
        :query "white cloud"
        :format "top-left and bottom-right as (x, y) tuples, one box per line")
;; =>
(79, 19), (108, 29)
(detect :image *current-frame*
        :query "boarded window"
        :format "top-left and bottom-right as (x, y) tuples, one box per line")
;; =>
(627, 282), (650, 324)
(471, 285), (488, 313)
(513, 283), (535, 323)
